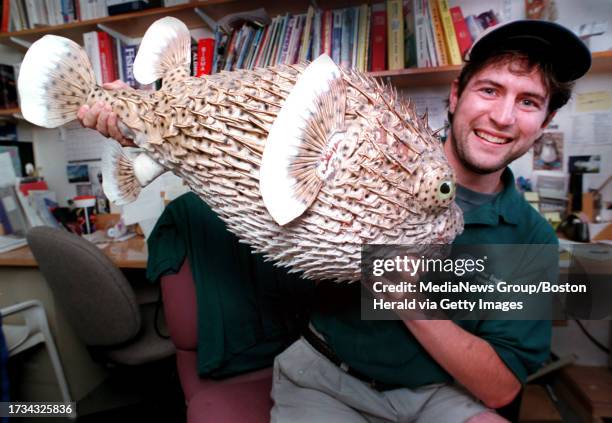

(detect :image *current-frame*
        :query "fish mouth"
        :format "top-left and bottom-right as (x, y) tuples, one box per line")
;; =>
(474, 129), (513, 145)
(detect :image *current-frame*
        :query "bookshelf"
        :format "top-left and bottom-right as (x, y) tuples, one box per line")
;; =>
(0, 1), (611, 117)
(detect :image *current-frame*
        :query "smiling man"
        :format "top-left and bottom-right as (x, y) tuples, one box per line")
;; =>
(270, 20), (591, 423)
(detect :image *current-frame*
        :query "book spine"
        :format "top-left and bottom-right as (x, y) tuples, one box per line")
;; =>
(428, 0), (448, 66)
(449, 6), (472, 59)
(356, 4), (368, 72)
(331, 10), (342, 65)
(413, 0), (429, 67)
(386, 0), (404, 70)
(402, 0), (417, 68)
(121, 43), (139, 88)
(299, 6), (315, 62)
(340, 9), (351, 68)
(279, 16), (295, 65)
(83, 31), (102, 84)
(60, 0), (76, 23)
(97, 31), (116, 83)
(350, 7), (360, 69)
(370, 2), (386, 71)
(423, 0), (438, 66)
(465, 15), (484, 42)
(252, 25), (269, 69)
(195, 38), (214, 76)
(1, 0), (10, 32)
(437, 0), (461, 65)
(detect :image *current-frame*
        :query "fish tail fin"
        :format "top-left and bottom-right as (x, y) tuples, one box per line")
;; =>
(260, 54), (347, 226)
(133, 16), (191, 86)
(18, 35), (96, 128)
(102, 141), (166, 205)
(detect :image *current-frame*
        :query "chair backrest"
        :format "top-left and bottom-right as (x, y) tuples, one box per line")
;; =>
(27, 227), (140, 346)
(160, 259), (198, 351)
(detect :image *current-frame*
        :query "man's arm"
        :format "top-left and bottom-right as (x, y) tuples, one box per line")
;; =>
(404, 320), (520, 409)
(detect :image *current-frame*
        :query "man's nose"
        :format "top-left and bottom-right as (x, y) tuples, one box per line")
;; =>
(489, 97), (516, 127)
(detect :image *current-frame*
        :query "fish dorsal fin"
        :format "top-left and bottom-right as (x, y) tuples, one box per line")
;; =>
(260, 54), (346, 226)
(102, 140), (166, 205)
(133, 17), (191, 85)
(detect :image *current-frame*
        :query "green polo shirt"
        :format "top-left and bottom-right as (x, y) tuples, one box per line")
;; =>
(311, 168), (556, 387)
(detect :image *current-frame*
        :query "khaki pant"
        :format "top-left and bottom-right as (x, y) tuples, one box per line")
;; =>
(271, 338), (490, 423)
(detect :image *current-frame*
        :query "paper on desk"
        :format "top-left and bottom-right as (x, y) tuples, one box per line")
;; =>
(0, 152), (17, 187)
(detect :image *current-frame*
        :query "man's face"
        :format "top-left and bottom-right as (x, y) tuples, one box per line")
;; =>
(448, 60), (552, 175)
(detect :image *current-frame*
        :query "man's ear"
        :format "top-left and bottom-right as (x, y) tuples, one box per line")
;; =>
(542, 111), (556, 128)
(449, 79), (459, 114)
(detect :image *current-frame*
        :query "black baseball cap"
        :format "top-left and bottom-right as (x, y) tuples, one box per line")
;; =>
(465, 20), (591, 82)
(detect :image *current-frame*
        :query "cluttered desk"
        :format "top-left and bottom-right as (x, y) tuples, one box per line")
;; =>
(0, 233), (147, 269)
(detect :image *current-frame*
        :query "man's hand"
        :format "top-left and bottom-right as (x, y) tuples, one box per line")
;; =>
(77, 80), (135, 147)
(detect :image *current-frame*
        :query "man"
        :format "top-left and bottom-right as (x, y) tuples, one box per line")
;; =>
(79, 19), (590, 422)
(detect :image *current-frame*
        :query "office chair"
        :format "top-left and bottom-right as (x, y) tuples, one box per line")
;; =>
(0, 300), (72, 403)
(26, 227), (175, 366)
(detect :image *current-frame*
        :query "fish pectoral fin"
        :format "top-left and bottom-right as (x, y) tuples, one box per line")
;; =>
(102, 140), (166, 205)
(260, 54), (346, 226)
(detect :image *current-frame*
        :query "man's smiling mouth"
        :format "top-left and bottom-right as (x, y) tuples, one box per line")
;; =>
(474, 130), (512, 145)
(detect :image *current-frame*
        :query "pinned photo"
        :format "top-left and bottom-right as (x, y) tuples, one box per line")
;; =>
(533, 132), (563, 170)
(67, 164), (90, 183)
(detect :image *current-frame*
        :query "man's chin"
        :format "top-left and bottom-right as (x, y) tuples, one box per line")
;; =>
(461, 156), (507, 175)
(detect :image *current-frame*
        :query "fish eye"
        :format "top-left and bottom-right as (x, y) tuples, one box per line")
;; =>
(437, 180), (454, 200)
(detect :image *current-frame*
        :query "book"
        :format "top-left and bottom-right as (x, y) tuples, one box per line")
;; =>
(97, 31), (116, 83)
(403, 0), (417, 68)
(465, 15), (484, 42)
(386, 0), (404, 70)
(369, 2), (386, 71)
(331, 9), (343, 65)
(413, 0), (429, 67)
(423, 0), (439, 66)
(119, 43), (139, 87)
(340, 8), (352, 68)
(0, 235), (27, 253)
(437, 0), (462, 65)
(196, 38), (215, 76)
(449, 6), (472, 58)
(321, 10), (333, 57)
(311, 9), (322, 60)
(428, 0), (449, 66)
(356, 4), (370, 72)
(299, 6), (315, 62)
(1, 0), (10, 32)
(60, 0), (76, 23)
(350, 7), (360, 69)
(83, 31), (102, 83)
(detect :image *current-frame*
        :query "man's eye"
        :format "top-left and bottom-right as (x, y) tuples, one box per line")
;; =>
(481, 88), (496, 95)
(521, 99), (539, 108)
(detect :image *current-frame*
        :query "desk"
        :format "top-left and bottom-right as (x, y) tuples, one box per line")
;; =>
(0, 235), (148, 269)
(0, 235), (149, 408)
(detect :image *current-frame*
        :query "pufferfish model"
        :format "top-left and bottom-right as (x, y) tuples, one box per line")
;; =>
(18, 17), (463, 282)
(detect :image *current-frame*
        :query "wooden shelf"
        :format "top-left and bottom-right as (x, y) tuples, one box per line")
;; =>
(0, 107), (21, 117)
(0, 1), (234, 47)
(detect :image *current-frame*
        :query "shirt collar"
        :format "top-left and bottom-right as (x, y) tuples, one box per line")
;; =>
(462, 168), (521, 226)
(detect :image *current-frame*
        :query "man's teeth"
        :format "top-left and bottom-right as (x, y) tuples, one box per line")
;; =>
(475, 130), (509, 144)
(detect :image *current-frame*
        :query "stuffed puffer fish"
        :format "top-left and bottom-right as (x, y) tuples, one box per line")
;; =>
(18, 17), (463, 282)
